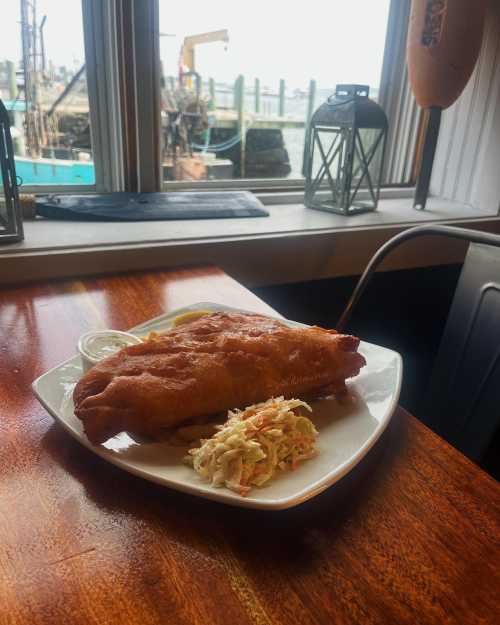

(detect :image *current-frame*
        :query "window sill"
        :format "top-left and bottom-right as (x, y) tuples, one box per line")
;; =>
(1, 197), (499, 287)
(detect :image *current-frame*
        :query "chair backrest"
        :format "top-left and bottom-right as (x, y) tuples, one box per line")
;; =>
(424, 243), (500, 461)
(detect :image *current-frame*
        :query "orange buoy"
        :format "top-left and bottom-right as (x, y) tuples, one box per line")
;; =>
(407, 0), (487, 109)
(406, 0), (487, 207)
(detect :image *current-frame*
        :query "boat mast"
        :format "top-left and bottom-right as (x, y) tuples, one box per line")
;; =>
(20, 0), (45, 158)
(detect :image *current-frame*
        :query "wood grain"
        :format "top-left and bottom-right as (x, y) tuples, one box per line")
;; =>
(1, 266), (499, 625)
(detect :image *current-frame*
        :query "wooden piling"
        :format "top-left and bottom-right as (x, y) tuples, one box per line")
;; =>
(209, 77), (216, 106)
(6, 61), (17, 100)
(306, 79), (317, 126)
(254, 78), (260, 113)
(302, 79), (317, 175)
(279, 79), (285, 117)
(233, 75), (241, 110)
(159, 60), (166, 89)
(235, 75), (246, 176)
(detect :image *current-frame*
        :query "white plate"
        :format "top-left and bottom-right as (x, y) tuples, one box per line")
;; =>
(32, 302), (402, 510)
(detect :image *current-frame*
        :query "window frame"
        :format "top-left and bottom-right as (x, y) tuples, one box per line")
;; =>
(17, 0), (125, 195)
(378, 0), (421, 186)
(17, 0), (418, 197)
(161, 0), (418, 194)
(81, 0), (125, 192)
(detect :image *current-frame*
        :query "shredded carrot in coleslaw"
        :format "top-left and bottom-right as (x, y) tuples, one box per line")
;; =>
(185, 397), (318, 496)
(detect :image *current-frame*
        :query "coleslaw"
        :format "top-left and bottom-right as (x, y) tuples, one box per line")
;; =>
(186, 397), (318, 496)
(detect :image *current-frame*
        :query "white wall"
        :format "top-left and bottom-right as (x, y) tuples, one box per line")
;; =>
(430, 0), (500, 212)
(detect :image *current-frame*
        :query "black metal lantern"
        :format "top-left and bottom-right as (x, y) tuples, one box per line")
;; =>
(0, 99), (23, 243)
(304, 84), (388, 215)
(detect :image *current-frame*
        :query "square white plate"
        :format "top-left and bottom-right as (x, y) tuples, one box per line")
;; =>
(32, 302), (402, 510)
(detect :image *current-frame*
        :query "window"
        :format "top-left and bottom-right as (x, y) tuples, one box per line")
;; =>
(159, 0), (392, 187)
(0, 0), (417, 198)
(0, 0), (95, 188)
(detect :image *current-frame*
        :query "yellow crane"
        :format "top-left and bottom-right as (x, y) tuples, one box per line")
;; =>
(180, 29), (229, 76)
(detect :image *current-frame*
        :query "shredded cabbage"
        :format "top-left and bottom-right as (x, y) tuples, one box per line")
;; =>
(186, 397), (318, 496)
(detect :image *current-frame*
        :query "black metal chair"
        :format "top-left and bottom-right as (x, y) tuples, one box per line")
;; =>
(337, 225), (500, 462)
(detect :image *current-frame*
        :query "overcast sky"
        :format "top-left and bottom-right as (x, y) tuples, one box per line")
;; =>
(1, 0), (390, 90)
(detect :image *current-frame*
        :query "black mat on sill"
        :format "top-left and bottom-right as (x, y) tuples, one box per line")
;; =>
(35, 191), (269, 221)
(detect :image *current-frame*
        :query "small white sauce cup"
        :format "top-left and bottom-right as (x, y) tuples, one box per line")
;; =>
(78, 330), (142, 373)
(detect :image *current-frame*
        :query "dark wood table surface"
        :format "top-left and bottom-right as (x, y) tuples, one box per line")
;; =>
(1, 266), (499, 625)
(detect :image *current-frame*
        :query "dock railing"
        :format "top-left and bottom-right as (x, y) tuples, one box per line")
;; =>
(166, 74), (317, 128)
(165, 74), (318, 175)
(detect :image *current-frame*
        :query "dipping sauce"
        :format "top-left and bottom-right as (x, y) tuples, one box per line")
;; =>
(78, 330), (142, 372)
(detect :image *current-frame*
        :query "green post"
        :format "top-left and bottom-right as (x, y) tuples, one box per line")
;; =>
(279, 79), (285, 117)
(168, 76), (175, 90)
(254, 78), (260, 114)
(233, 74), (243, 110)
(6, 61), (17, 100)
(61, 66), (69, 86)
(159, 60), (166, 89)
(302, 79), (317, 176)
(209, 77), (216, 107)
(235, 75), (246, 177)
(306, 79), (317, 126)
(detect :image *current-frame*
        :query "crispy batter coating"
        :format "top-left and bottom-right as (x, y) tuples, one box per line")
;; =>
(73, 312), (366, 444)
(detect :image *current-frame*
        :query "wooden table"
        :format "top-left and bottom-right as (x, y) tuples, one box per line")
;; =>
(1, 266), (499, 625)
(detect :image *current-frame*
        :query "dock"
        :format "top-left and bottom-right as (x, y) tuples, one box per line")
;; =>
(211, 109), (305, 129)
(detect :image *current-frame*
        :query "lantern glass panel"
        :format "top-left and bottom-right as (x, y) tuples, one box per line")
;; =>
(309, 127), (348, 205)
(350, 127), (386, 209)
(0, 170), (8, 227)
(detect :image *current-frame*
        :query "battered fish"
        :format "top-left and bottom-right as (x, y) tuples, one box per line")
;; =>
(73, 312), (365, 444)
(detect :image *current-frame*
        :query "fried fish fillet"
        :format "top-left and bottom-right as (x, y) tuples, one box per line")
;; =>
(73, 312), (365, 444)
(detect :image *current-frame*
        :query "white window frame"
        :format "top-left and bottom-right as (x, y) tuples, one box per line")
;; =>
(81, 0), (124, 192)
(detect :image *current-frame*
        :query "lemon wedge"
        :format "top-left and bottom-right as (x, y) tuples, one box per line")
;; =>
(171, 310), (212, 327)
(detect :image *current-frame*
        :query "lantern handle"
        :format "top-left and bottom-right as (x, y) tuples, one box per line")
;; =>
(335, 84), (370, 98)
(326, 95), (356, 108)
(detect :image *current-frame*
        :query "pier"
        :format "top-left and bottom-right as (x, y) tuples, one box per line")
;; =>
(2, 58), (319, 179)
